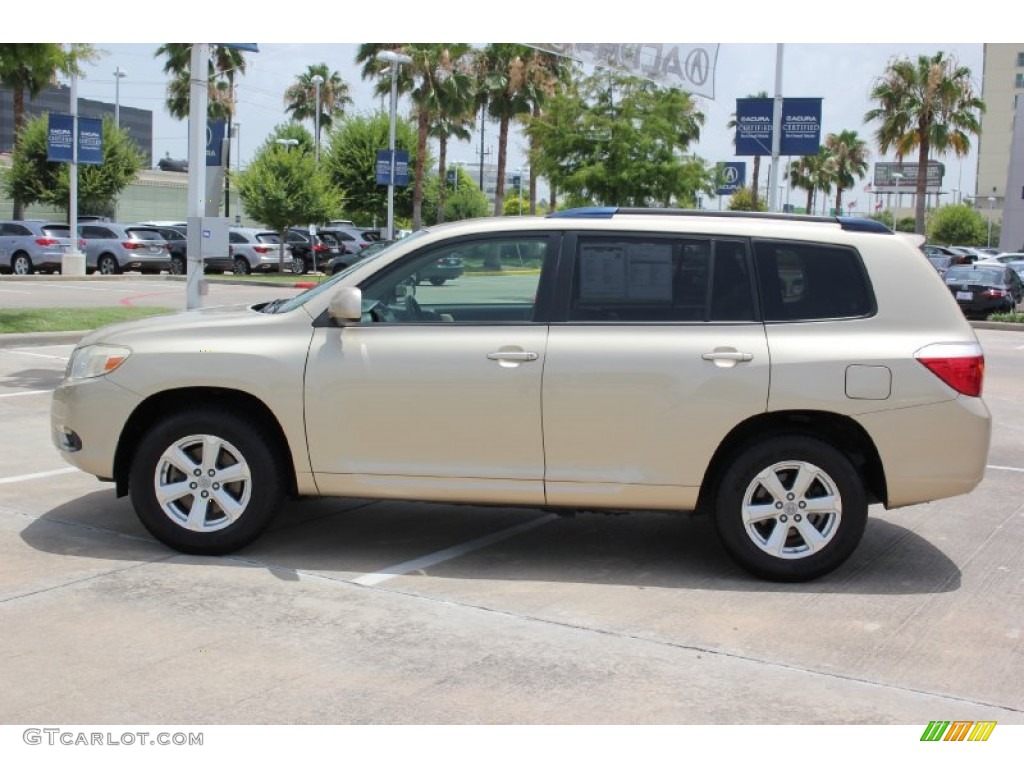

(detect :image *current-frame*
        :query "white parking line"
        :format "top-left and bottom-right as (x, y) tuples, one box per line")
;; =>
(1, 349), (69, 361)
(53, 284), (150, 293)
(0, 288), (31, 294)
(353, 515), (556, 586)
(0, 389), (54, 398)
(0, 467), (78, 485)
(987, 464), (1024, 473)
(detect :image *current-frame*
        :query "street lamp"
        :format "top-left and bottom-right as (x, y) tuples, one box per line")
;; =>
(891, 172), (904, 232)
(113, 66), (126, 127)
(376, 50), (412, 241)
(311, 74), (324, 163)
(987, 196), (996, 247)
(275, 138), (299, 151)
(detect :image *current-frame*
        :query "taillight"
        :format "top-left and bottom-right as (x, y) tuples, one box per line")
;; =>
(254, 245), (272, 253)
(982, 289), (1005, 298)
(35, 237), (60, 246)
(915, 342), (985, 397)
(313, 244), (328, 253)
(122, 241), (142, 250)
(78, 239), (86, 249)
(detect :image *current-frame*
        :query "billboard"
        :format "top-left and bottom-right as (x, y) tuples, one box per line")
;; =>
(47, 114), (103, 164)
(872, 161), (944, 190)
(735, 98), (822, 156)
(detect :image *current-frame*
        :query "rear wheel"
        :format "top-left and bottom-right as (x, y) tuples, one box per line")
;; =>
(129, 409), (284, 555)
(429, 277), (446, 286)
(713, 435), (867, 582)
(233, 256), (251, 275)
(169, 255), (186, 275)
(291, 255), (308, 274)
(98, 254), (120, 275)
(12, 252), (33, 275)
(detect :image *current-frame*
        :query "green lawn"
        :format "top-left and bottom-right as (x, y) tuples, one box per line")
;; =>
(0, 307), (174, 335)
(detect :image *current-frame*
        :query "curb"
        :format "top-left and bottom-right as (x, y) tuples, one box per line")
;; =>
(0, 274), (322, 289)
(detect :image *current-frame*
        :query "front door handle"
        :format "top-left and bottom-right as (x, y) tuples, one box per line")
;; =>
(487, 351), (539, 362)
(701, 351), (754, 362)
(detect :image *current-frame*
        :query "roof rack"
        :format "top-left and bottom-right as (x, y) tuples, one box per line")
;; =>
(547, 207), (893, 234)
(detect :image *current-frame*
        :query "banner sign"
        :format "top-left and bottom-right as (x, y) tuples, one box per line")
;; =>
(716, 161), (746, 195)
(528, 43), (719, 99)
(376, 149), (410, 186)
(47, 114), (74, 162)
(77, 118), (103, 165)
(206, 120), (227, 167)
(735, 97), (823, 156)
(872, 161), (944, 190)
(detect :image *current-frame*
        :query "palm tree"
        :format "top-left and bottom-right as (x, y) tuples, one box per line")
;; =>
(155, 44), (247, 121)
(726, 90), (769, 209)
(0, 43), (96, 218)
(356, 43), (470, 230)
(789, 151), (831, 214)
(518, 49), (570, 214)
(478, 44), (537, 216)
(864, 51), (984, 233)
(428, 57), (476, 224)
(823, 130), (869, 214)
(284, 63), (352, 148)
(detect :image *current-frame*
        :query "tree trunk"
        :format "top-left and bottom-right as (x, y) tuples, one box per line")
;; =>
(915, 140), (929, 234)
(437, 137), (448, 224)
(413, 108), (429, 231)
(12, 89), (26, 220)
(493, 113), (510, 217)
(751, 155), (761, 209)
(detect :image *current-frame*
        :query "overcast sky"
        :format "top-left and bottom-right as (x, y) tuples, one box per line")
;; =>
(52, 5), (995, 209)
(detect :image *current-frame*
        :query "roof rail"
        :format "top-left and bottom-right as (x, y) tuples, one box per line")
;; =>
(547, 207), (894, 234)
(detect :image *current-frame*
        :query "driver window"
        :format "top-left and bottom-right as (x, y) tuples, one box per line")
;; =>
(360, 237), (548, 324)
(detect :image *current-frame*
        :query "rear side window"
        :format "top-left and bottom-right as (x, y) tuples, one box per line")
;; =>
(43, 225), (70, 238)
(126, 228), (162, 241)
(257, 233), (282, 244)
(754, 240), (874, 321)
(567, 235), (756, 323)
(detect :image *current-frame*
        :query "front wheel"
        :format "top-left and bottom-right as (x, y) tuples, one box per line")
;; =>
(429, 277), (446, 286)
(233, 256), (251, 275)
(98, 254), (120, 275)
(129, 409), (284, 555)
(713, 435), (867, 582)
(12, 252), (34, 275)
(169, 255), (186, 275)
(291, 255), (308, 275)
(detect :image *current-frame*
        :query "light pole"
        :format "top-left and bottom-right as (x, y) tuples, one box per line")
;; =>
(891, 172), (904, 232)
(376, 50), (412, 241)
(987, 196), (996, 247)
(311, 74), (324, 163)
(275, 138), (298, 151)
(113, 66), (127, 128)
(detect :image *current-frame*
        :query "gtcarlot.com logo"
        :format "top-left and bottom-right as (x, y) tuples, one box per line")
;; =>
(921, 721), (997, 742)
(23, 729), (203, 746)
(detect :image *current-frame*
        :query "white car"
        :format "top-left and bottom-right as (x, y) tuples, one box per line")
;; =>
(51, 209), (991, 581)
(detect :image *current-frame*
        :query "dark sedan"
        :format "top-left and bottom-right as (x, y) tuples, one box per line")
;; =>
(415, 253), (465, 286)
(944, 264), (1024, 318)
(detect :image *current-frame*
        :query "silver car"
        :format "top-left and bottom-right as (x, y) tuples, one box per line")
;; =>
(51, 210), (991, 582)
(225, 227), (293, 274)
(0, 220), (81, 275)
(74, 222), (172, 274)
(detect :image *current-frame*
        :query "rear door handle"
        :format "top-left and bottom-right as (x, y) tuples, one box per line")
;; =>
(487, 351), (539, 362)
(701, 351), (753, 362)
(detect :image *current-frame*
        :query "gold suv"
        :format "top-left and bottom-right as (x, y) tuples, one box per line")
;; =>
(51, 209), (991, 581)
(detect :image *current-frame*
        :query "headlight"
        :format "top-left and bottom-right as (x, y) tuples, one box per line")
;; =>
(66, 344), (132, 380)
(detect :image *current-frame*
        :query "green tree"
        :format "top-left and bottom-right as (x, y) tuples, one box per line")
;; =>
(322, 112), (421, 226)
(864, 51), (984, 234)
(0, 43), (97, 218)
(428, 56), (477, 224)
(528, 69), (704, 207)
(727, 186), (767, 212)
(423, 164), (488, 224)
(234, 126), (341, 273)
(726, 90), (769, 209)
(927, 203), (988, 244)
(789, 150), (832, 215)
(284, 63), (352, 149)
(519, 49), (571, 214)
(2, 114), (142, 217)
(823, 130), (869, 213)
(155, 44), (246, 121)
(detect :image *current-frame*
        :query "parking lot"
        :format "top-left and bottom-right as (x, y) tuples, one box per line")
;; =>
(0, 278), (1022, 727)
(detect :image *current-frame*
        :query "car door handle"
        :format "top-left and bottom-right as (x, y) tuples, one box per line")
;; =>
(487, 351), (539, 362)
(702, 350), (754, 368)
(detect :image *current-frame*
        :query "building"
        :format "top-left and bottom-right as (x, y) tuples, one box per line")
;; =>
(976, 45), (1024, 223)
(0, 84), (152, 167)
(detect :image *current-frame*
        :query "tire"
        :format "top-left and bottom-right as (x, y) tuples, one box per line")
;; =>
(129, 408), (284, 555)
(233, 256), (251, 275)
(291, 255), (308, 275)
(12, 252), (34, 275)
(169, 255), (186, 275)
(713, 435), (867, 582)
(98, 254), (121, 275)
(429, 277), (446, 286)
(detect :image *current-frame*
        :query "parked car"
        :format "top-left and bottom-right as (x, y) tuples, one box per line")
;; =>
(319, 226), (377, 256)
(977, 252), (1024, 265)
(326, 239), (393, 275)
(414, 252), (465, 285)
(64, 222), (172, 274)
(947, 245), (985, 263)
(286, 229), (337, 274)
(0, 220), (83, 275)
(146, 224), (187, 275)
(943, 263), (1024, 318)
(225, 227), (293, 274)
(52, 209), (992, 582)
(926, 254), (958, 277)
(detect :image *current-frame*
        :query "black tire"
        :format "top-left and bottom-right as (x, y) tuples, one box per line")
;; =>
(233, 256), (251, 275)
(429, 277), (446, 286)
(713, 435), (867, 582)
(98, 254), (121, 275)
(129, 408), (284, 555)
(291, 255), (308, 275)
(169, 255), (186, 275)
(12, 252), (34, 275)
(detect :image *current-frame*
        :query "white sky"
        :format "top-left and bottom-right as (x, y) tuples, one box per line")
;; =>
(27, 3), (1004, 207)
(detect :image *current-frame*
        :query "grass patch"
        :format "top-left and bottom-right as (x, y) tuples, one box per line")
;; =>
(986, 311), (1024, 323)
(0, 307), (174, 334)
(205, 273), (319, 284)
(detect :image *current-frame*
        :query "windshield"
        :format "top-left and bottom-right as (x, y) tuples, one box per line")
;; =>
(945, 267), (1004, 284)
(262, 230), (428, 314)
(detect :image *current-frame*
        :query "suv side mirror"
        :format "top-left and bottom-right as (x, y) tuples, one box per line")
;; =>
(328, 286), (363, 324)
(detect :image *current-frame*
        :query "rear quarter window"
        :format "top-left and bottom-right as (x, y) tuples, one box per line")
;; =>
(754, 240), (875, 321)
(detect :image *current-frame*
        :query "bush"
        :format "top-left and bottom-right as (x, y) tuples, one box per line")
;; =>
(927, 204), (988, 245)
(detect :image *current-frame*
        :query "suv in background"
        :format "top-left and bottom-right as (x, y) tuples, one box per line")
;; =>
(71, 223), (172, 274)
(319, 226), (378, 257)
(0, 220), (83, 275)
(226, 227), (293, 274)
(146, 224), (187, 275)
(51, 209), (991, 582)
(286, 229), (337, 274)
